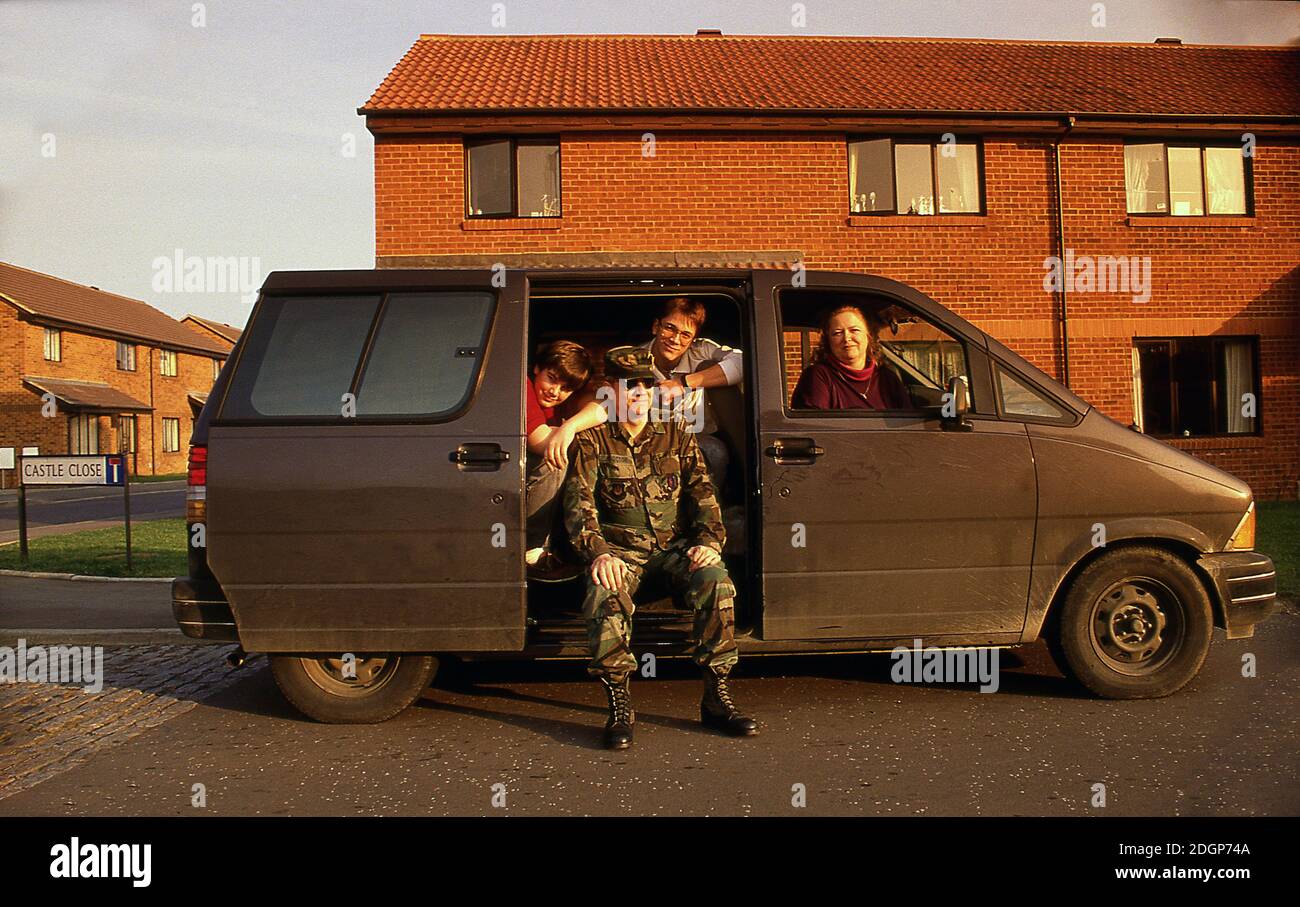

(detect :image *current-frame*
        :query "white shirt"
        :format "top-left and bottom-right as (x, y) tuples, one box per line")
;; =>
(636, 337), (743, 435)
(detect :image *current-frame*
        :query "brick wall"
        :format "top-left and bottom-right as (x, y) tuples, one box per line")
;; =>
(373, 131), (1300, 499)
(0, 305), (220, 479)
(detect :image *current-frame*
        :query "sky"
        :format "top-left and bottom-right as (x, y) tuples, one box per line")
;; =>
(1, 0), (1297, 328)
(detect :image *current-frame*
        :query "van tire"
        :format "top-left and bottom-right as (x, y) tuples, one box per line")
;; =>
(1054, 547), (1212, 700)
(270, 654), (438, 724)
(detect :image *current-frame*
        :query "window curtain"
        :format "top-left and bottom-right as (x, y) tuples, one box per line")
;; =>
(1124, 144), (1164, 213)
(1223, 339), (1253, 433)
(1205, 148), (1246, 215)
(1130, 346), (1145, 431)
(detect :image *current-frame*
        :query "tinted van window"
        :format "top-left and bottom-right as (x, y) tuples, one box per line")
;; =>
(224, 295), (380, 418)
(221, 291), (494, 420)
(355, 292), (494, 415)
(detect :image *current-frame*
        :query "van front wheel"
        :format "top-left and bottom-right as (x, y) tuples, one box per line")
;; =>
(1054, 547), (1212, 699)
(270, 653), (438, 723)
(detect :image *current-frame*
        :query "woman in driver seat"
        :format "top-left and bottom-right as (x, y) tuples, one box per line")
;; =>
(791, 303), (911, 411)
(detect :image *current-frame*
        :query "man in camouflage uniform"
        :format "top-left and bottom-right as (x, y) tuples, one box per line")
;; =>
(563, 346), (757, 750)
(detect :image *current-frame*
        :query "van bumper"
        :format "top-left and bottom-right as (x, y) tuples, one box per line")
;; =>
(1197, 551), (1277, 640)
(172, 577), (239, 642)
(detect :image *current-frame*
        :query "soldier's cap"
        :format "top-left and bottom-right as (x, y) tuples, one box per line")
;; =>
(604, 345), (656, 382)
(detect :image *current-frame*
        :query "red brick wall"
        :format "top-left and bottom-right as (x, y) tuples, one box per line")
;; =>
(374, 132), (1300, 499)
(0, 306), (220, 479)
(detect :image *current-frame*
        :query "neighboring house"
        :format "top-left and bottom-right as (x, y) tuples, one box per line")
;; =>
(181, 314), (244, 416)
(0, 262), (229, 477)
(182, 313), (243, 349)
(361, 32), (1300, 499)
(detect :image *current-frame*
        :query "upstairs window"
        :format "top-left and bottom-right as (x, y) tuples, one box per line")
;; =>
(465, 138), (561, 217)
(849, 138), (983, 215)
(43, 328), (61, 362)
(1135, 337), (1260, 437)
(159, 349), (177, 377)
(116, 341), (136, 371)
(1125, 143), (1251, 216)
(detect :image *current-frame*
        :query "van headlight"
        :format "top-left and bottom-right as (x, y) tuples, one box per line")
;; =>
(1226, 503), (1255, 551)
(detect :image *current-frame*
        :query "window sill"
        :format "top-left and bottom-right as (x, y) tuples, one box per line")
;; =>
(462, 218), (562, 232)
(1126, 216), (1254, 228)
(847, 214), (987, 227)
(1163, 435), (1266, 451)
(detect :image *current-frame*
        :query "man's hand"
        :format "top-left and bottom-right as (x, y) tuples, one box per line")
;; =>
(591, 553), (630, 591)
(686, 545), (721, 571)
(655, 376), (688, 407)
(543, 424), (576, 470)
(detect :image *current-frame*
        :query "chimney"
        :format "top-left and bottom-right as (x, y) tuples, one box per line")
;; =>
(1154, 37), (1183, 44)
(696, 28), (723, 36)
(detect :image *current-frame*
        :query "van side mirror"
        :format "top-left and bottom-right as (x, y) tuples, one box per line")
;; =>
(941, 376), (972, 431)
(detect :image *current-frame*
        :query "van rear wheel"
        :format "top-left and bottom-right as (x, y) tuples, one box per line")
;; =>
(1054, 547), (1212, 699)
(270, 653), (438, 723)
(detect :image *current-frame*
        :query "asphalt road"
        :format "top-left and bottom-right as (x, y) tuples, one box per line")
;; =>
(1, 610), (1295, 817)
(0, 481), (185, 544)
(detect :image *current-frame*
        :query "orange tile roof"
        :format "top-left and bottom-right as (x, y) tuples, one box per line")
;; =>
(361, 34), (1300, 118)
(0, 262), (228, 356)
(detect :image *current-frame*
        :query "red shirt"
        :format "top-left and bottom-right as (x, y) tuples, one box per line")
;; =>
(791, 357), (912, 411)
(526, 379), (562, 437)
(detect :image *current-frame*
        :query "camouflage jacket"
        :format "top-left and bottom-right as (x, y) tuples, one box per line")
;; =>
(562, 418), (725, 563)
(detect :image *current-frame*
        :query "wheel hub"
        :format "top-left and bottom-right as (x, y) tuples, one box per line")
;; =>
(1091, 580), (1179, 673)
(300, 655), (399, 697)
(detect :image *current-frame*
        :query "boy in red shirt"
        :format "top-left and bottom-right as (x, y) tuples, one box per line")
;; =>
(526, 341), (605, 575)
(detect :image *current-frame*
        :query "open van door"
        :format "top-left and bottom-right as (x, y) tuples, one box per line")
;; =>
(206, 269), (527, 653)
(751, 270), (1036, 642)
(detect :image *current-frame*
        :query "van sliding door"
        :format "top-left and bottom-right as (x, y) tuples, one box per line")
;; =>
(207, 271), (527, 653)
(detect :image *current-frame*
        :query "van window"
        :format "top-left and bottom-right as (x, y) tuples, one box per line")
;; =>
(780, 290), (970, 413)
(355, 292), (494, 415)
(997, 367), (1066, 420)
(221, 292), (496, 421)
(223, 295), (381, 419)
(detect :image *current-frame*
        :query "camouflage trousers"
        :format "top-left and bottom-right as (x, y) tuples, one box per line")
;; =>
(582, 542), (739, 679)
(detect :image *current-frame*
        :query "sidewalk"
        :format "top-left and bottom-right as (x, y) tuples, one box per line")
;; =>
(0, 574), (199, 646)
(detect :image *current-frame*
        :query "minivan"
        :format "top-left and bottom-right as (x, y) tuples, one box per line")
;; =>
(173, 268), (1277, 723)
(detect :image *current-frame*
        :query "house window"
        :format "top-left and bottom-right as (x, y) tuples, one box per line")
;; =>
(161, 417), (181, 453)
(465, 138), (561, 217)
(159, 349), (177, 377)
(849, 138), (983, 215)
(43, 328), (62, 362)
(69, 414), (98, 454)
(1134, 337), (1260, 437)
(1124, 143), (1250, 216)
(116, 341), (136, 371)
(118, 415), (138, 453)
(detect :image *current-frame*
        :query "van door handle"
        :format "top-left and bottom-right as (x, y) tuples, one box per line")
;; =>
(765, 438), (824, 465)
(451, 443), (511, 472)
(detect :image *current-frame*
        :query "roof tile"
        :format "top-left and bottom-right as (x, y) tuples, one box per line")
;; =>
(361, 34), (1300, 118)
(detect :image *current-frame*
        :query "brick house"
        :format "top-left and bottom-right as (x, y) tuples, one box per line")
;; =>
(181, 314), (243, 350)
(361, 33), (1299, 499)
(0, 262), (230, 478)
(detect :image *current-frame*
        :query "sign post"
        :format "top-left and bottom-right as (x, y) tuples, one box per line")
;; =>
(18, 453), (131, 569)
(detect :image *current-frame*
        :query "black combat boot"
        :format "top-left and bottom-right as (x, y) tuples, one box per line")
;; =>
(701, 664), (758, 736)
(598, 673), (635, 750)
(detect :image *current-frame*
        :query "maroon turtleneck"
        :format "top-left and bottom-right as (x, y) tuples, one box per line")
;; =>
(791, 355), (912, 411)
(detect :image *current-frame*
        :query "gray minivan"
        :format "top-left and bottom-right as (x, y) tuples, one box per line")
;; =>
(173, 268), (1277, 723)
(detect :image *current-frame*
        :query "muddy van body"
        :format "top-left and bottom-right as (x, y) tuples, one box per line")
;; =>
(174, 268), (1276, 723)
